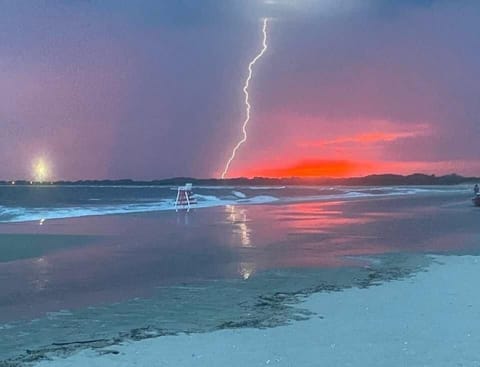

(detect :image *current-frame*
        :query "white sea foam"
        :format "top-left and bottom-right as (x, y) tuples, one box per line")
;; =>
(238, 195), (279, 204)
(248, 186), (286, 190)
(0, 195), (280, 223)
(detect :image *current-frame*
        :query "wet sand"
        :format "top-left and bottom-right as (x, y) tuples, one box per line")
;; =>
(33, 255), (480, 367)
(1, 190), (479, 365)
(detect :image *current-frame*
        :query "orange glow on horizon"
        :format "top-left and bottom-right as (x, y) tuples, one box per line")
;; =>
(221, 119), (439, 178)
(232, 158), (480, 179)
(245, 159), (374, 178)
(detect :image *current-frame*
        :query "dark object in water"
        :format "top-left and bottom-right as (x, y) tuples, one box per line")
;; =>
(473, 196), (480, 207)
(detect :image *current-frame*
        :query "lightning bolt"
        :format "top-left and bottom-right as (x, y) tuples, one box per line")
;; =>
(221, 18), (269, 179)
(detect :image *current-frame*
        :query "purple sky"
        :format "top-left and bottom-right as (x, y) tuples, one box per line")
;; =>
(1, 0), (479, 180)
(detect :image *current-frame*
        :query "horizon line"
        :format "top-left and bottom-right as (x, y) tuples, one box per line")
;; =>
(0, 172), (478, 184)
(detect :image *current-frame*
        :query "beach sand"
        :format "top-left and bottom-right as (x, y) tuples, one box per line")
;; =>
(1, 189), (479, 365)
(34, 254), (480, 367)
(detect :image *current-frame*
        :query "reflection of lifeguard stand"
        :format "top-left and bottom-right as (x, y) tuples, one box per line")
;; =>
(175, 183), (196, 211)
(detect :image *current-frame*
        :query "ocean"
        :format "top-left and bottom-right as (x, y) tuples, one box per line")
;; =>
(0, 184), (468, 223)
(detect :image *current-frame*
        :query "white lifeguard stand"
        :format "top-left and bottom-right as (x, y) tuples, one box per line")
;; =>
(175, 183), (196, 211)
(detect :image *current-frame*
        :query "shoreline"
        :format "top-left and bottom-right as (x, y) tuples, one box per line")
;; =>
(3, 251), (432, 366)
(0, 184), (472, 225)
(29, 254), (480, 367)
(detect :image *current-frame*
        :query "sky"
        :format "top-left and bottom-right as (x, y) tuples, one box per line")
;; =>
(0, 0), (479, 180)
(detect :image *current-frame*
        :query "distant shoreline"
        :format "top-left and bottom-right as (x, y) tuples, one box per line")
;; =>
(0, 173), (478, 187)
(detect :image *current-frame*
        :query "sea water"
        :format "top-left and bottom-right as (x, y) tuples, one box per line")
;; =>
(0, 184), (468, 223)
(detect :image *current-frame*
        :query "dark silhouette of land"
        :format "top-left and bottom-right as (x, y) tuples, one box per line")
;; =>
(1, 173), (478, 186)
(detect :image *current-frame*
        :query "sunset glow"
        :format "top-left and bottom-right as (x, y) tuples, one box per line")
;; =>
(300, 127), (430, 147)
(222, 117), (463, 178)
(251, 160), (367, 178)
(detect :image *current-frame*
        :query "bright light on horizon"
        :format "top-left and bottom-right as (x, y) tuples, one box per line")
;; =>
(33, 157), (51, 182)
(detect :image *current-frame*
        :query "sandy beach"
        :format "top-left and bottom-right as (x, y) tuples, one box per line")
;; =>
(33, 254), (480, 367)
